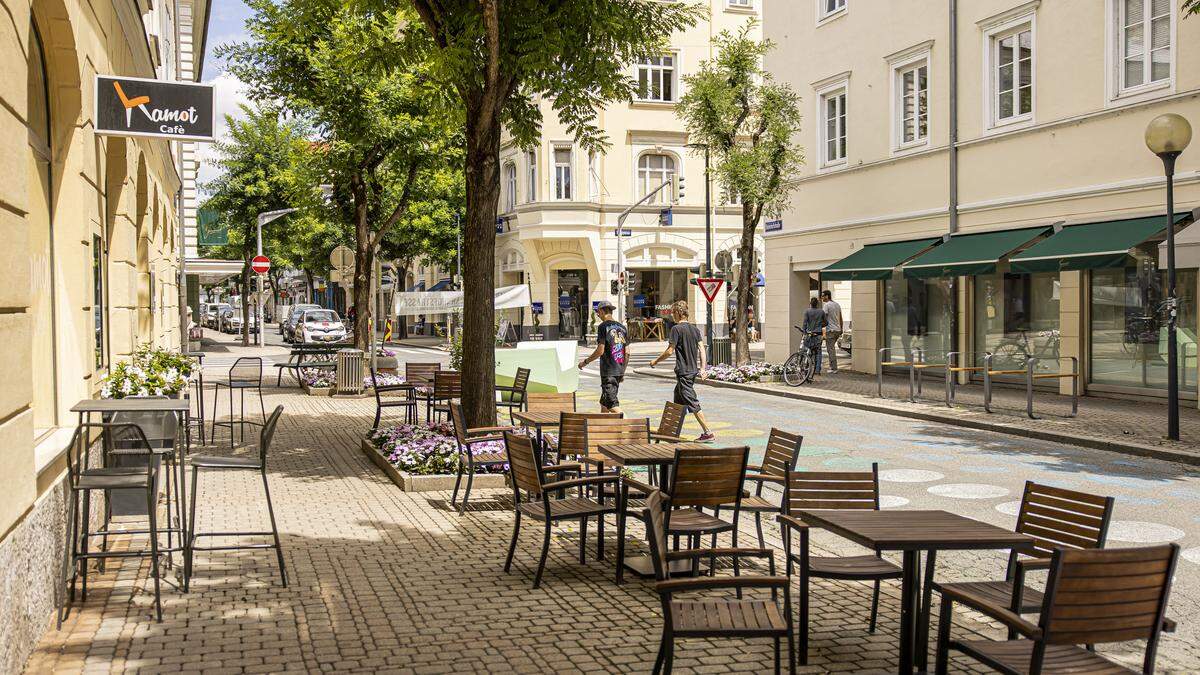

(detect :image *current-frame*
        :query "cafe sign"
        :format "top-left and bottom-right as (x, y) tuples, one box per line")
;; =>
(95, 75), (215, 141)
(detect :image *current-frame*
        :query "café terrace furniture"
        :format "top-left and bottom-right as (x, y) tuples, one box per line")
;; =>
(776, 465), (902, 666)
(449, 403), (515, 513)
(931, 481), (1114, 642)
(108, 401), (183, 572)
(58, 423), (164, 626)
(428, 370), (462, 423)
(581, 417), (655, 556)
(511, 409), (567, 458)
(212, 357), (266, 447)
(495, 367), (531, 423)
(739, 428), (804, 549)
(183, 350), (206, 443)
(274, 345), (339, 386)
(615, 445), (749, 584)
(546, 410), (622, 465)
(406, 361), (441, 418)
(369, 365), (418, 430)
(502, 431), (620, 589)
(641, 489), (795, 675)
(185, 405), (288, 587)
(935, 544), (1180, 675)
(782, 508), (1035, 674)
(518, 392), (576, 450)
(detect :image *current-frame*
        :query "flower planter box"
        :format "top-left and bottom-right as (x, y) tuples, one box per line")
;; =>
(303, 384), (335, 396)
(360, 439), (508, 492)
(376, 355), (399, 373)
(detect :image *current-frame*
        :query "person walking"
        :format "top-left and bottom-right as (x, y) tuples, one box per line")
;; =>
(820, 289), (843, 374)
(577, 300), (627, 413)
(649, 301), (715, 441)
(803, 296), (829, 375)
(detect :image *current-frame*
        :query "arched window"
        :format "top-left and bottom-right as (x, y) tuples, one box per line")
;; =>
(504, 161), (517, 212)
(638, 153), (675, 204)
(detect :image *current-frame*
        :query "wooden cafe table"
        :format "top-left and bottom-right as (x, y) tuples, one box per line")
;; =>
(791, 509), (1035, 674)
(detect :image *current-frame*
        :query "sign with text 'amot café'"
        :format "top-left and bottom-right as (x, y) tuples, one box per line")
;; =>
(95, 75), (215, 141)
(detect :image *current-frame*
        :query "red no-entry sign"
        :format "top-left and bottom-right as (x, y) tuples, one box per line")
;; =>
(251, 255), (271, 274)
(697, 278), (724, 304)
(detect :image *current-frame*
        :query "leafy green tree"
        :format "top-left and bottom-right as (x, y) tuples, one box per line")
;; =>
(677, 23), (803, 365)
(201, 105), (313, 344)
(403, 0), (704, 424)
(223, 0), (463, 351)
(1186, 0), (1199, 17)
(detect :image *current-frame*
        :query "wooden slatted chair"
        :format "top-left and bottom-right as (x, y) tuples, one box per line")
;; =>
(525, 391), (577, 413)
(651, 401), (688, 443)
(932, 481), (1115, 640)
(449, 403), (515, 513)
(502, 431), (620, 588)
(776, 464), (901, 665)
(548, 410), (621, 464)
(740, 429), (804, 548)
(496, 367), (531, 423)
(935, 544), (1180, 675)
(406, 362), (441, 418)
(581, 417), (653, 560)
(617, 445), (749, 585)
(369, 365), (417, 430)
(642, 489), (795, 674)
(429, 370), (462, 422)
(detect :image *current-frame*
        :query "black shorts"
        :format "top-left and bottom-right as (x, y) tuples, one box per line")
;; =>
(600, 376), (623, 409)
(674, 374), (701, 413)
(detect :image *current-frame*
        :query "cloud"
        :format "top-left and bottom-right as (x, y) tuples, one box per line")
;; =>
(196, 69), (252, 191)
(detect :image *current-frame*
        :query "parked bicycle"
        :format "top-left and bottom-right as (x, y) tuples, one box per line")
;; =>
(782, 326), (822, 386)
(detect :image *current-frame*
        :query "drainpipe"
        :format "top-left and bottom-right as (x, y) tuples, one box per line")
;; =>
(948, 0), (959, 234)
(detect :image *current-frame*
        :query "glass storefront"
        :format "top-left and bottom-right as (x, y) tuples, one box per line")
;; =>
(1090, 244), (1197, 392)
(626, 269), (687, 340)
(883, 276), (956, 361)
(556, 269), (588, 340)
(974, 272), (1060, 376)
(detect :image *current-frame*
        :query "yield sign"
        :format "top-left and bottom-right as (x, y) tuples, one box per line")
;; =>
(251, 255), (271, 274)
(697, 277), (724, 304)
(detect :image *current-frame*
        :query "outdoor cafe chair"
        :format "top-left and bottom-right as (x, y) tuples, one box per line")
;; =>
(776, 464), (902, 665)
(429, 370), (462, 423)
(525, 391), (576, 414)
(369, 365), (418, 430)
(617, 445), (749, 585)
(211, 356), (266, 447)
(495, 367), (531, 423)
(931, 481), (1115, 641)
(739, 429), (804, 548)
(641, 489), (795, 674)
(58, 423), (164, 627)
(935, 544), (1179, 675)
(449, 402), (515, 513)
(650, 401), (688, 444)
(186, 405), (288, 586)
(545, 410), (621, 463)
(502, 431), (620, 589)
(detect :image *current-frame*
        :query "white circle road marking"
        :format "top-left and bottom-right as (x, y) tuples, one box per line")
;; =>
(927, 483), (1010, 499)
(880, 469), (945, 483)
(1106, 521), (1185, 543)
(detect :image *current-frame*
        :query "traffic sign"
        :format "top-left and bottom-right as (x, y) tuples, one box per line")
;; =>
(330, 245), (354, 273)
(251, 255), (271, 274)
(697, 277), (724, 304)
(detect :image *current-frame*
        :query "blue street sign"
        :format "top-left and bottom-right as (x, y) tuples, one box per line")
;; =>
(495, 217), (506, 234)
(633, 295), (647, 308)
(615, 227), (632, 237)
(531, 302), (544, 314)
(659, 208), (672, 227)
(558, 296), (572, 309)
(755, 273), (766, 287)
(765, 219), (783, 233)
(592, 300), (601, 310)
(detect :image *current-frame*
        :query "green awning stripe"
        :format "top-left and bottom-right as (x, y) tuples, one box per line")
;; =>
(820, 237), (941, 281)
(1009, 213), (1191, 274)
(901, 225), (1051, 278)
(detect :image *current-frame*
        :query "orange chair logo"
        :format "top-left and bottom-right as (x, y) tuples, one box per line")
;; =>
(113, 81), (151, 127)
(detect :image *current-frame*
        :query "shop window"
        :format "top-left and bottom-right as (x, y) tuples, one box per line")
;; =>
(93, 235), (106, 369)
(626, 269), (688, 324)
(882, 277), (956, 362)
(974, 272), (1060, 377)
(1090, 246), (1197, 392)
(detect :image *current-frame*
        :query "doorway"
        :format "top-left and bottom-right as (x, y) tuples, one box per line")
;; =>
(556, 269), (588, 341)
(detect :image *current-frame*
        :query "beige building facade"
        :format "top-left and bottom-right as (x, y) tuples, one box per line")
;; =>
(764, 0), (1200, 402)
(0, 0), (205, 667)
(496, 0), (763, 342)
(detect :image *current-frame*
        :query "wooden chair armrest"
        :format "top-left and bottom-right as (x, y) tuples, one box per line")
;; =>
(745, 473), (784, 484)
(464, 434), (504, 444)
(940, 586), (1042, 639)
(656, 576), (789, 595)
(623, 476), (655, 495)
(745, 463), (762, 471)
(1014, 557), (1052, 573)
(650, 432), (687, 443)
(541, 475), (620, 492)
(495, 385), (522, 392)
(542, 463), (581, 474)
(374, 384), (415, 393)
(468, 425), (519, 435)
(776, 514), (810, 532)
(664, 547), (775, 563)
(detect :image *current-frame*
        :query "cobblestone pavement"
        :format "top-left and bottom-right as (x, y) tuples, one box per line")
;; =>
(23, 333), (1200, 673)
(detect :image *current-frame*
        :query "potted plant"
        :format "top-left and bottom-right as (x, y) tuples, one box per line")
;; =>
(362, 421), (508, 492)
(100, 346), (195, 399)
(300, 368), (336, 396)
(375, 346), (399, 373)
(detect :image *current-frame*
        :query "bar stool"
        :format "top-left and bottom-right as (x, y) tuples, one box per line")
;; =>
(184, 351), (206, 444)
(58, 423), (163, 627)
(186, 405), (288, 586)
(211, 357), (266, 446)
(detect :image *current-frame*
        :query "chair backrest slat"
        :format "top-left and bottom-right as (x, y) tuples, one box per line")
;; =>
(504, 431), (544, 498)
(783, 465), (880, 512)
(556, 411), (621, 458)
(433, 370), (462, 399)
(1016, 481), (1114, 560)
(526, 392), (576, 413)
(1040, 544), (1178, 656)
(669, 446), (749, 509)
(759, 428), (803, 478)
(583, 418), (650, 455)
(655, 402), (686, 438)
(642, 490), (672, 581)
(405, 361), (441, 385)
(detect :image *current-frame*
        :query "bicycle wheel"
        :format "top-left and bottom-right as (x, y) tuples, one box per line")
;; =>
(799, 348), (817, 384)
(782, 352), (805, 386)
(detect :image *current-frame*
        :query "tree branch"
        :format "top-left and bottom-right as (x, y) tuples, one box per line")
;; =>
(369, 158), (422, 251)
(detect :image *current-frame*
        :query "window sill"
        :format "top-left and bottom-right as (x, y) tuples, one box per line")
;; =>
(816, 160), (849, 174)
(892, 140), (930, 157)
(816, 8), (847, 27)
(630, 100), (677, 110)
(984, 115), (1034, 137)
(1108, 80), (1174, 109)
(34, 426), (77, 476)
(724, 5), (757, 15)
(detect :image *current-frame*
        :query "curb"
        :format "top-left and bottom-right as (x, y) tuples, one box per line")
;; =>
(631, 368), (1200, 467)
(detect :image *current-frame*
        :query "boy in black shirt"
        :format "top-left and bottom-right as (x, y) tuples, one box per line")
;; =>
(577, 300), (628, 413)
(649, 301), (714, 441)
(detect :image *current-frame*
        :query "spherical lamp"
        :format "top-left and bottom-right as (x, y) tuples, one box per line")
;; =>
(1145, 113), (1192, 157)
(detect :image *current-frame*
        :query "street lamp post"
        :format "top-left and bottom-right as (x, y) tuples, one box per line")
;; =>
(1145, 113), (1192, 441)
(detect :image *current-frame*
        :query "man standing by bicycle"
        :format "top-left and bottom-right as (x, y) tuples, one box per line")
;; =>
(649, 301), (715, 442)
(803, 296), (829, 375)
(821, 290), (843, 374)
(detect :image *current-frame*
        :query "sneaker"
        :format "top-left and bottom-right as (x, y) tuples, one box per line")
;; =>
(696, 432), (716, 442)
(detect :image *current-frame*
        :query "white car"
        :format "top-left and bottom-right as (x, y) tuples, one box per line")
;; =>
(223, 310), (259, 334)
(296, 309), (347, 343)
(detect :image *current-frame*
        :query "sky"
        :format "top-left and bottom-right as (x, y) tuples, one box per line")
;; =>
(197, 0), (255, 188)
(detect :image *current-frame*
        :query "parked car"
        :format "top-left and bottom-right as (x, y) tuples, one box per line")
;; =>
(221, 308), (259, 334)
(283, 303), (321, 343)
(295, 309), (346, 344)
(205, 303), (231, 329)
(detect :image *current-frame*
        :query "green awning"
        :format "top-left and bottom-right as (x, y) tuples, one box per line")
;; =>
(820, 237), (941, 281)
(1009, 213), (1191, 274)
(902, 226), (1051, 278)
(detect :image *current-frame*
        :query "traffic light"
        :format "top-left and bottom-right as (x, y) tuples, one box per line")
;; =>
(671, 174), (686, 204)
(611, 279), (620, 295)
(687, 264), (706, 285)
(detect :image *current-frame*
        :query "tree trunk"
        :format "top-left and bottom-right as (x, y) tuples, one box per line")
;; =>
(351, 172), (374, 353)
(461, 106), (502, 426)
(733, 209), (756, 365)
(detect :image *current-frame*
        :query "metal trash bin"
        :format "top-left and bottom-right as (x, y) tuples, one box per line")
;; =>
(710, 337), (732, 366)
(336, 348), (365, 395)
